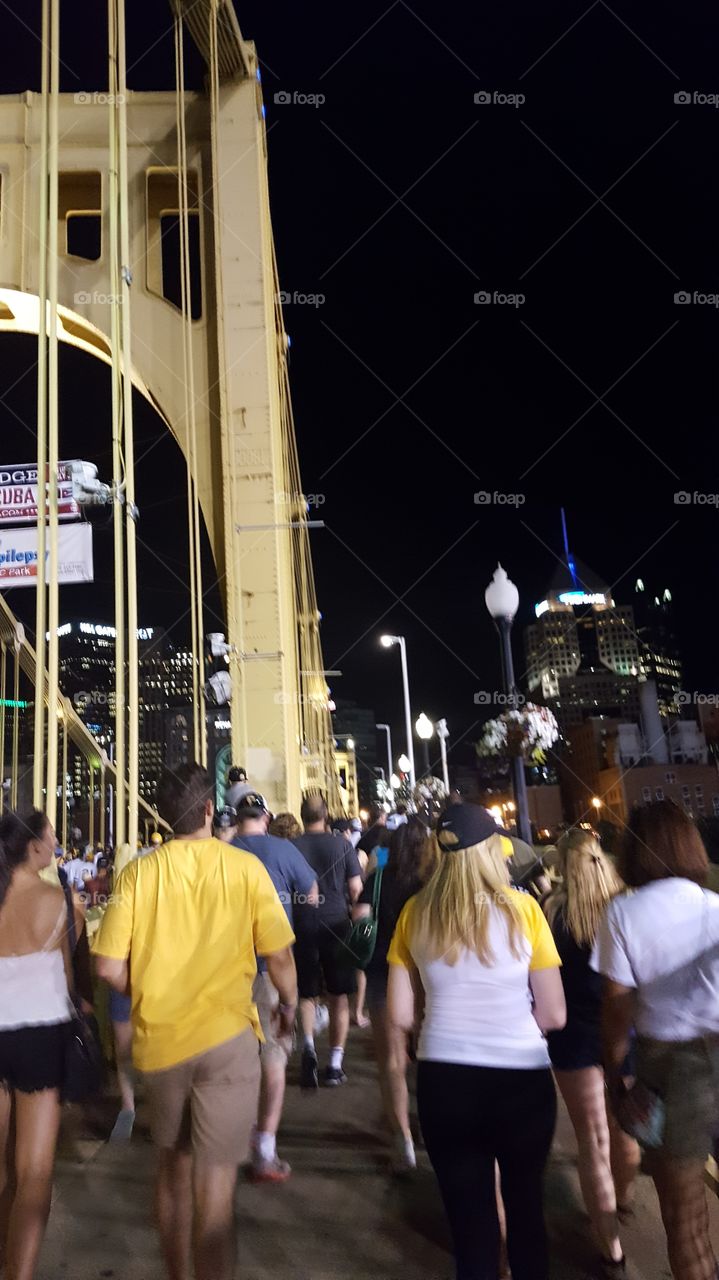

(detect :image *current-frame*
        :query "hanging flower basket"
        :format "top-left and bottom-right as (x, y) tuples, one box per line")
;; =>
(476, 703), (559, 764)
(412, 774), (448, 818)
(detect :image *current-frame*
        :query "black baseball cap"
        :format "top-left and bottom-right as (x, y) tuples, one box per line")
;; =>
(236, 792), (271, 819)
(214, 805), (238, 830)
(436, 803), (505, 853)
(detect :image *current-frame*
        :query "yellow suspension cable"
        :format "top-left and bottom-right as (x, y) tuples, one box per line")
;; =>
(45, 0), (61, 830)
(33, 0), (50, 810)
(208, 0), (247, 767)
(108, 0), (126, 847)
(116, 0), (139, 845)
(175, 12), (206, 766)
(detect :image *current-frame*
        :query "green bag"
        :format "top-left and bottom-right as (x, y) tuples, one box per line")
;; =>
(345, 867), (384, 971)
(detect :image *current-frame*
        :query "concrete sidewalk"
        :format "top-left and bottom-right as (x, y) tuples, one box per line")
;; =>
(39, 1028), (719, 1279)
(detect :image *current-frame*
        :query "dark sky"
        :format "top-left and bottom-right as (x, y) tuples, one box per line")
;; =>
(1, 1), (718, 774)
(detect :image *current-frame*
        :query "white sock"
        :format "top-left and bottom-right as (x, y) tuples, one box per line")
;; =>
(255, 1131), (276, 1163)
(303, 1034), (315, 1053)
(330, 1045), (344, 1070)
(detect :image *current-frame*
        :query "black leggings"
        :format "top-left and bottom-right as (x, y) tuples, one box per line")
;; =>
(417, 1060), (557, 1280)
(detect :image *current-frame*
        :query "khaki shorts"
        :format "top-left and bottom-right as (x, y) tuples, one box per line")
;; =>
(637, 1034), (719, 1160)
(144, 1030), (260, 1165)
(252, 971), (293, 1064)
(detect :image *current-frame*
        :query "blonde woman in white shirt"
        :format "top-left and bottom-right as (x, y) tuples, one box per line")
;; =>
(388, 803), (565, 1280)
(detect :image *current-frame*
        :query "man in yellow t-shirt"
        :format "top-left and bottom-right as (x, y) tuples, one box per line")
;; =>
(95, 763), (297, 1280)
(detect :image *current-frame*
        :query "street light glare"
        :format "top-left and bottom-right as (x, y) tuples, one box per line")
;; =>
(398, 753), (411, 772)
(346, 737), (355, 751)
(415, 712), (434, 740)
(379, 634), (395, 648)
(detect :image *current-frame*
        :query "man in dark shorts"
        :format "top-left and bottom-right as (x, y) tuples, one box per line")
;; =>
(292, 796), (363, 1088)
(233, 792), (318, 1180)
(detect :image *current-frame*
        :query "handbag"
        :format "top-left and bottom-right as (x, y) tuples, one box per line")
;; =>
(61, 886), (104, 1103)
(345, 867), (384, 971)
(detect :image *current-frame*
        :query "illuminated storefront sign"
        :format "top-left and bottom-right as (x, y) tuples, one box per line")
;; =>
(0, 461), (80, 524)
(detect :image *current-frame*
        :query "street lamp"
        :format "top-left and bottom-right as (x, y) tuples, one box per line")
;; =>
(376, 722), (393, 798)
(416, 712), (434, 777)
(379, 635), (416, 789)
(591, 796), (602, 819)
(390, 772), (401, 790)
(398, 753), (411, 773)
(346, 737), (355, 751)
(485, 564), (532, 846)
(435, 717), (450, 791)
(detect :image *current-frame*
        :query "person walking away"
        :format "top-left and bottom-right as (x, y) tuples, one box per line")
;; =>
(593, 799), (719, 1280)
(352, 815), (435, 1171)
(225, 765), (254, 811)
(95, 764), (297, 1280)
(387, 803), (565, 1280)
(268, 814), (329, 1035)
(334, 818), (370, 1028)
(213, 806), (238, 844)
(233, 792), (318, 1181)
(358, 805), (387, 859)
(544, 828), (639, 1273)
(0, 810), (83, 1280)
(292, 796), (363, 1088)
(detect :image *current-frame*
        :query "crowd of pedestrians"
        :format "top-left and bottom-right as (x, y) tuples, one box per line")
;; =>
(1, 769), (719, 1280)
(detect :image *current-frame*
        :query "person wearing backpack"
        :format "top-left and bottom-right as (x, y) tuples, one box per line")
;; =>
(352, 816), (435, 1171)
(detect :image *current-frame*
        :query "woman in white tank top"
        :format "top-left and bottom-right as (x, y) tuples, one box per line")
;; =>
(0, 809), (82, 1280)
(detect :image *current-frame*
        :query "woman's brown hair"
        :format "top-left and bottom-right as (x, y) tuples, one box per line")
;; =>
(620, 798), (708, 888)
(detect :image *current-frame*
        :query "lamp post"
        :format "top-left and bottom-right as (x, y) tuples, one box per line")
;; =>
(415, 712), (434, 777)
(376, 722), (393, 798)
(591, 796), (602, 822)
(484, 564), (532, 846)
(436, 717), (450, 791)
(380, 635), (416, 789)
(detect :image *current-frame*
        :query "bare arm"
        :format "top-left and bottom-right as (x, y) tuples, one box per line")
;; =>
(352, 902), (371, 922)
(347, 874), (363, 905)
(95, 955), (130, 995)
(528, 967), (566, 1033)
(307, 877), (319, 908)
(264, 945), (298, 1009)
(387, 964), (416, 1033)
(601, 977), (635, 1104)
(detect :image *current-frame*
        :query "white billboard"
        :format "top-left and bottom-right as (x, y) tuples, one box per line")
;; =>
(0, 462), (80, 524)
(0, 524), (93, 587)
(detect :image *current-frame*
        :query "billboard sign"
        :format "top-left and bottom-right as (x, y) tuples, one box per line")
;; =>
(0, 524), (93, 587)
(0, 462), (80, 524)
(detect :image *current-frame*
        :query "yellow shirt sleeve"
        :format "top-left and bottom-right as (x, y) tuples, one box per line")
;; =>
(250, 860), (296, 958)
(94, 861), (138, 960)
(512, 891), (561, 970)
(387, 897), (418, 969)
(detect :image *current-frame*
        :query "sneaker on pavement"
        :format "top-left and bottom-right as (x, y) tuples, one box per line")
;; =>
(300, 1047), (319, 1090)
(247, 1156), (291, 1184)
(323, 1064), (347, 1087)
(109, 1108), (135, 1143)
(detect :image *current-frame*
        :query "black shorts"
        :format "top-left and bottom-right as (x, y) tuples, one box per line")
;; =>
(0, 1023), (68, 1093)
(294, 917), (357, 998)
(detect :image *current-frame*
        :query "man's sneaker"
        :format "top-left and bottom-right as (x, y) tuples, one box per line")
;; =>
(314, 1002), (330, 1035)
(300, 1046), (319, 1090)
(247, 1155), (291, 1184)
(323, 1064), (347, 1087)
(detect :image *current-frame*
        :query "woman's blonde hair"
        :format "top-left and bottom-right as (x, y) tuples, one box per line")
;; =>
(544, 827), (624, 947)
(411, 832), (524, 966)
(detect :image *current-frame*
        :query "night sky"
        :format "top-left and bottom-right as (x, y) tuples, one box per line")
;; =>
(1, 2), (718, 775)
